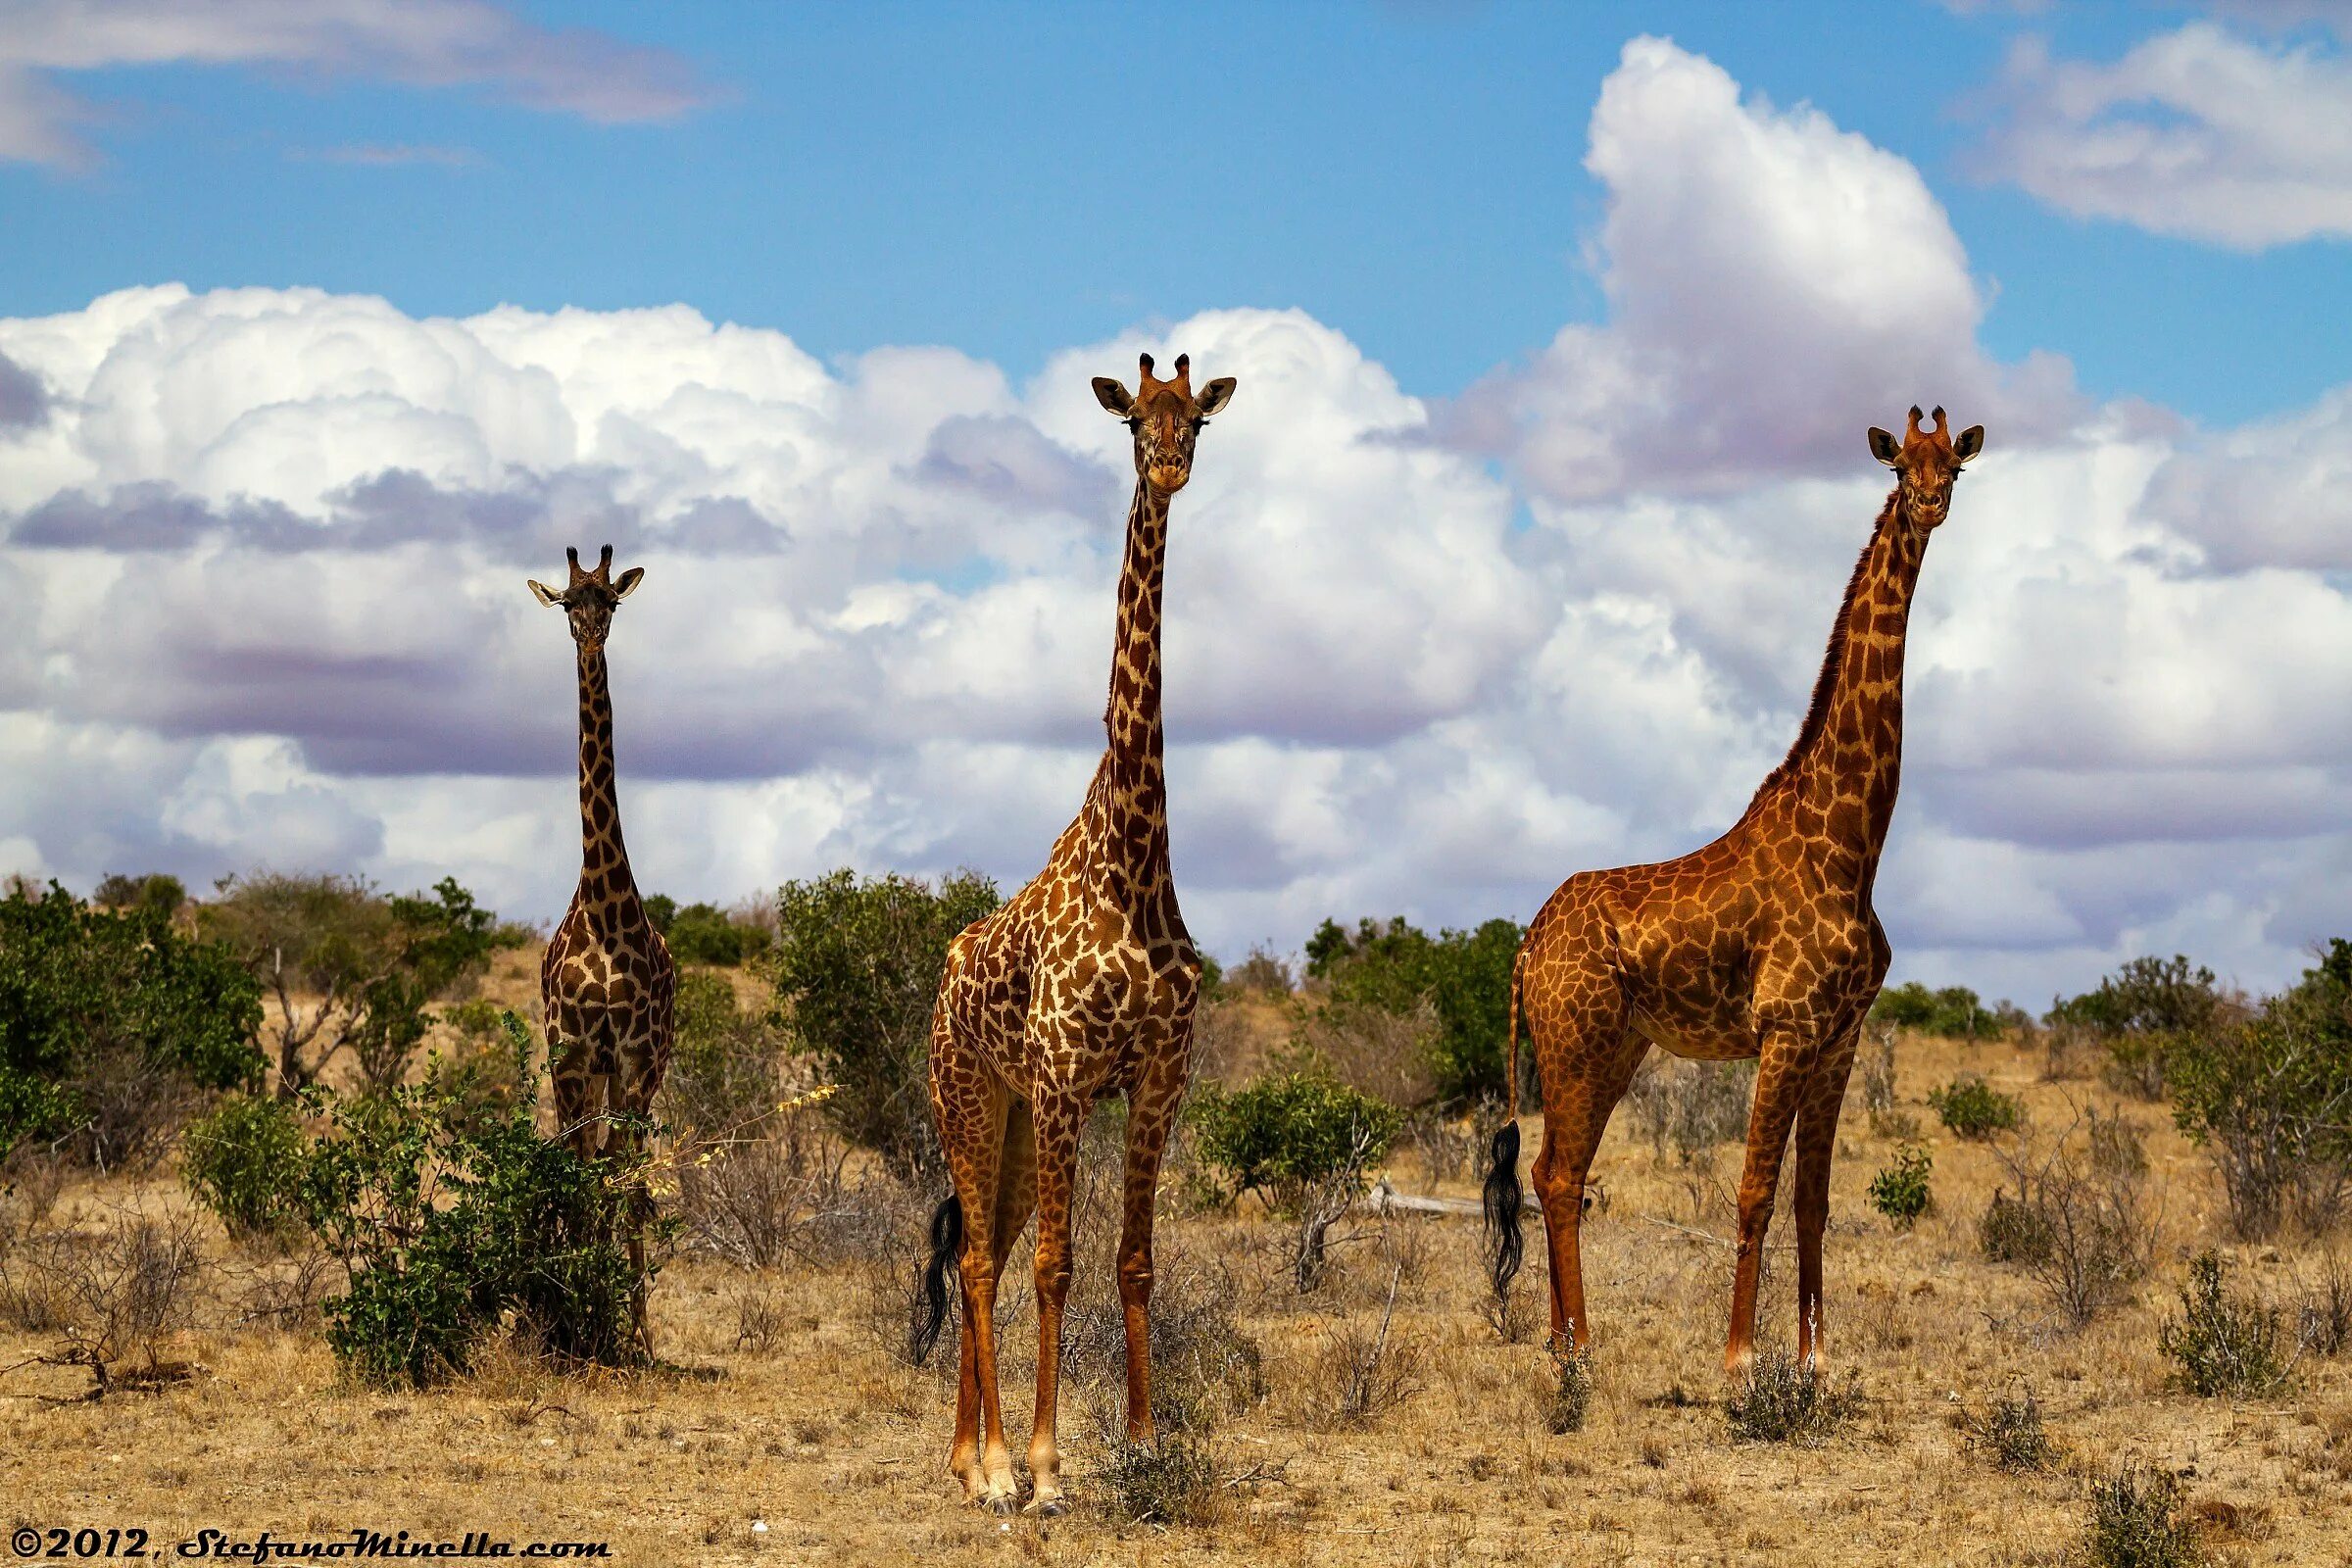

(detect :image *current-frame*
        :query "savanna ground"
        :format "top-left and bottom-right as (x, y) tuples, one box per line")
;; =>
(4, 949), (2348, 1568)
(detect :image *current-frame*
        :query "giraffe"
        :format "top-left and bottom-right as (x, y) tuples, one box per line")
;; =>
(911, 353), (1237, 1515)
(528, 544), (676, 1351)
(1481, 408), (1985, 1374)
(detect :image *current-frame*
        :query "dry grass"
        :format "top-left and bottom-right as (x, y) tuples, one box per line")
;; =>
(3, 1023), (2347, 1567)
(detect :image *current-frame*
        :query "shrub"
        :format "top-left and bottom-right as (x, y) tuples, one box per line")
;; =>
(1303, 1260), (1418, 1429)
(1301, 915), (1523, 1102)
(420, 1000), (529, 1137)
(1870, 981), (1998, 1039)
(0, 1200), (209, 1397)
(1624, 1054), (1756, 1163)
(201, 872), (514, 1098)
(1284, 999), (1439, 1108)
(1868, 1144), (1933, 1227)
(2083, 1464), (2206, 1568)
(297, 1012), (658, 1387)
(1724, 1348), (1864, 1445)
(2296, 1253), (2351, 1359)
(1067, 1257), (1264, 1434)
(1224, 943), (1294, 996)
(91, 872), (187, 922)
(2167, 946), (2352, 1239)
(0, 882), (263, 1165)
(1929, 1075), (2022, 1139)
(2158, 1251), (2290, 1398)
(182, 1094), (309, 1244)
(767, 868), (1002, 1179)
(1546, 1343), (1595, 1435)
(665, 902), (762, 967)
(2051, 955), (2230, 1104)
(1088, 1426), (1223, 1527)
(1966, 1391), (2057, 1473)
(1988, 1104), (2158, 1326)
(1979, 1190), (2056, 1265)
(1188, 1067), (1403, 1211)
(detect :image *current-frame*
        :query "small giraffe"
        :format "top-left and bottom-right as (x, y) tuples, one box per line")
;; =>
(913, 353), (1237, 1515)
(529, 545), (675, 1349)
(1483, 408), (1984, 1373)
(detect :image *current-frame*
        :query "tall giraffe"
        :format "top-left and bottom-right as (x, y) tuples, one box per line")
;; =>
(529, 545), (675, 1350)
(1483, 408), (1984, 1372)
(913, 353), (1237, 1515)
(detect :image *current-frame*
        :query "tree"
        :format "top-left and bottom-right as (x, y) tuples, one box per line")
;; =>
(765, 868), (1001, 1178)
(1300, 915), (1524, 1102)
(2048, 955), (2223, 1035)
(200, 872), (514, 1097)
(0, 882), (262, 1163)
(91, 872), (187, 922)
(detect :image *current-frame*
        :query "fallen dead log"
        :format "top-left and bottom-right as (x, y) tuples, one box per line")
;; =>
(1364, 1178), (1599, 1218)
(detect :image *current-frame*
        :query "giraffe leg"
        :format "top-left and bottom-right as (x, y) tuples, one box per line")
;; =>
(1023, 1090), (1087, 1516)
(1792, 1025), (1861, 1367)
(1114, 1032), (1189, 1444)
(549, 1028), (598, 1160)
(932, 1032), (1016, 1509)
(991, 1100), (1038, 1279)
(1529, 1019), (1643, 1355)
(1725, 1026), (1814, 1372)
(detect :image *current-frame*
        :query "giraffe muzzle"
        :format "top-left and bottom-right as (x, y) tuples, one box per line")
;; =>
(1147, 466), (1189, 494)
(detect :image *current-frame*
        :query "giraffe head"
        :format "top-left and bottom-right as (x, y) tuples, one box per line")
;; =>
(1091, 353), (1238, 495)
(1867, 406), (1984, 535)
(527, 545), (644, 653)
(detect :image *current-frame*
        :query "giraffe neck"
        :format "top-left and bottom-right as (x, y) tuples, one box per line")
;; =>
(574, 641), (637, 904)
(1097, 476), (1174, 903)
(1748, 488), (1928, 880)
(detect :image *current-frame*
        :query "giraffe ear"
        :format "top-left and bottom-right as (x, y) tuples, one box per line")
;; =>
(612, 566), (645, 600)
(1092, 377), (1135, 416)
(528, 579), (564, 607)
(1195, 376), (1237, 416)
(1953, 424), (1985, 464)
(1867, 427), (1901, 467)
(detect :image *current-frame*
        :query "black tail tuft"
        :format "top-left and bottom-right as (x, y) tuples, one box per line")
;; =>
(1482, 1120), (1524, 1298)
(911, 1193), (963, 1365)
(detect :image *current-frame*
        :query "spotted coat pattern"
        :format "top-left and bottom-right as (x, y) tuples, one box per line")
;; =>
(926, 355), (1235, 1514)
(1502, 409), (1984, 1372)
(529, 547), (675, 1346)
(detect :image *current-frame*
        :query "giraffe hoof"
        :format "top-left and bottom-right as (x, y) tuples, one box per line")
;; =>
(1025, 1493), (1069, 1518)
(975, 1485), (1019, 1517)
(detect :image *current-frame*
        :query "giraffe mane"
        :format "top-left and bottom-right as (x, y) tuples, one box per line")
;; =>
(1739, 487), (1900, 817)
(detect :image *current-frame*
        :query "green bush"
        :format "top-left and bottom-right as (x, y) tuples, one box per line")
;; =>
(201, 873), (516, 1098)
(419, 1000), (529, 1137)
(1188, 1067), (1403, 1208)
(1301, 915), (1523, 1103)
(664, 902), (765, 967)
(297, 1012), (658, 1387)
(767, 868), (1001, 1178)
(182, 1094), (309, 1243)
(1929, 1075), (2023, 1139)
(92, 872), (187, 922)
(1870, 981), (1999, 1039)
(2050, 955), (2223, 1036)
(2167, 944), (2352, 1239)
(2158, 1251), (2290, 1398)
(0, 882), (263, 1163)
(1867, 1144), (1933, 1226)
(2083, 1464), (2206, 1568)
(662, 970), (784, 1138)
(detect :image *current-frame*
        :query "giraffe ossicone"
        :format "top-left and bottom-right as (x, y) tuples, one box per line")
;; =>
(1483, 409), (1984, 1376)
(915, 354), (1235, 1516)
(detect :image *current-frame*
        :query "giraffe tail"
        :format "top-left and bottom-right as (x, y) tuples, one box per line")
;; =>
(910, 1193), (963, 1366)
(1482, 946), (1528, 1300)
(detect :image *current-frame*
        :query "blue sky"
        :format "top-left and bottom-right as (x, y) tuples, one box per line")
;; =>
(2, 0), (2350, 1002)
(4, 1), (2345, 424)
